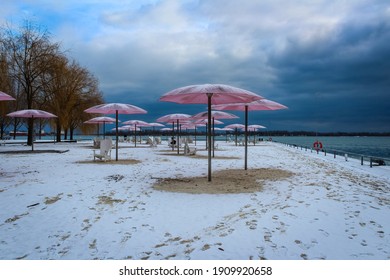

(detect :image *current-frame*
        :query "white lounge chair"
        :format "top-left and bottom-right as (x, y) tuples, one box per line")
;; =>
(93, 137), (102, 148)
(93, 139), (112, 161)
(146, 137), (157, 147)
(184, 142), (197, 155)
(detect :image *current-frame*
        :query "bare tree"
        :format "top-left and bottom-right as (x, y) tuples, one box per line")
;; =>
(0, 36), (22, 139)
(2, 21), (61, 145)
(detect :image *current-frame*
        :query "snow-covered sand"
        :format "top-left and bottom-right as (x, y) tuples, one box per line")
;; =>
(0, 140), (389, 260)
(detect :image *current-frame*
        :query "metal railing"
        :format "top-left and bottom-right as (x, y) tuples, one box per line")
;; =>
(274, 141), (389, 168)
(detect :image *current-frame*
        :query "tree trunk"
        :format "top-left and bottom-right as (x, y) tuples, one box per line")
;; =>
(56, 119), (61, 142)
(13, 119), (17, 139)
(27, 118), (33, 146)
(70, 127), (74, 140)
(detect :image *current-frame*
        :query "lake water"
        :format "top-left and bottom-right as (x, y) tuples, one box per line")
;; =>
(270, 136), (390, 160)
(181, 135), (390, 160)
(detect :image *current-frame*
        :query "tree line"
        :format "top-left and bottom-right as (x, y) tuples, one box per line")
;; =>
(0, 21), (104, 144)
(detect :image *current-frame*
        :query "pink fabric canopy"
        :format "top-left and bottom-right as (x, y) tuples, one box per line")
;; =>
(191, 110), (238, 120)
(156, 113), (192, 123)
(7, 109), (57, 119)
(84, 103), (147, 115)
(84, 116), (117, 124)
(160, 84), (263, 105)
(0, 91), (16, 101)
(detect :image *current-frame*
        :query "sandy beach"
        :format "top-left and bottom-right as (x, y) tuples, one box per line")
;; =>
(0, 140), (389, 260)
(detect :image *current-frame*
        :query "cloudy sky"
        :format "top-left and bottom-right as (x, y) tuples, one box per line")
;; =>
(2, 0), (390, 132)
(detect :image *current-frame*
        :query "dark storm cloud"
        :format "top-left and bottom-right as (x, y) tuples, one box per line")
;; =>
(267, 17), (390, 131)
(5, 1), (389, 132)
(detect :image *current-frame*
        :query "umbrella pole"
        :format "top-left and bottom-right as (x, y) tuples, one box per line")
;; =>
(172, 122), (174, 151)
(115, 111), (119, 161)
(245, 105), (248, 170)
(177, 119), (179, 154)
(212, 117), (215, 158)
(195, 126), (197, 146)
(207, 93), (213, 181)
(135, 124), (137, 147)
(31, 116), (34, 151)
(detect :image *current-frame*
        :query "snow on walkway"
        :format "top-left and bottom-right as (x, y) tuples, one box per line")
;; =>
(0, 140), (389, 260)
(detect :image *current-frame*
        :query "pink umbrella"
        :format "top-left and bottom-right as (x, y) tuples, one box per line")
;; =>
(225, 123), (245, 129)
(122, 120), (150, 147)
(85, 103), (147, 160)
(194, 118), (224, 125)
(7, 109), (57, 151)
(213, 99), (287, 169)
(0, 91), (16, 101)
(191, 110), (238, 120)
(160, 84), (263, 181)
(156, 113), (192, 153)
(84, 116), (118, 138)
(122, 119), (149, 126)
(148, 122), (165, 130)
(247, 124), (266, 131)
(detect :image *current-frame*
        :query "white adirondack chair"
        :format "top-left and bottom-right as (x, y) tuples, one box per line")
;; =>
(93, 139), (112, 161)
(184, 142), (197, 156)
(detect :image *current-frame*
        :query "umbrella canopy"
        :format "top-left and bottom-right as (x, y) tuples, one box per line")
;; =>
(0, 91), (16, 101)
(160, 84), (263, 181)
(156, 113), (192, 123)
(122, 119), (150, 126)
(7, 109), (57, 119)
(85, 116), (117, 123)
(84, 116), (117, 138)
(160, 84), (263, 105)
(84, 103), (147, 115)
(148, 122), (165, 128)
(247, 124), (266, 130)
(194, 119), (224, 125)
(7, 109), (57, 151)
(191, 110), (239, 120)
(225, 123), (245, 129)
(84, 103), (147, 160)
(213, 99), (287, 169)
